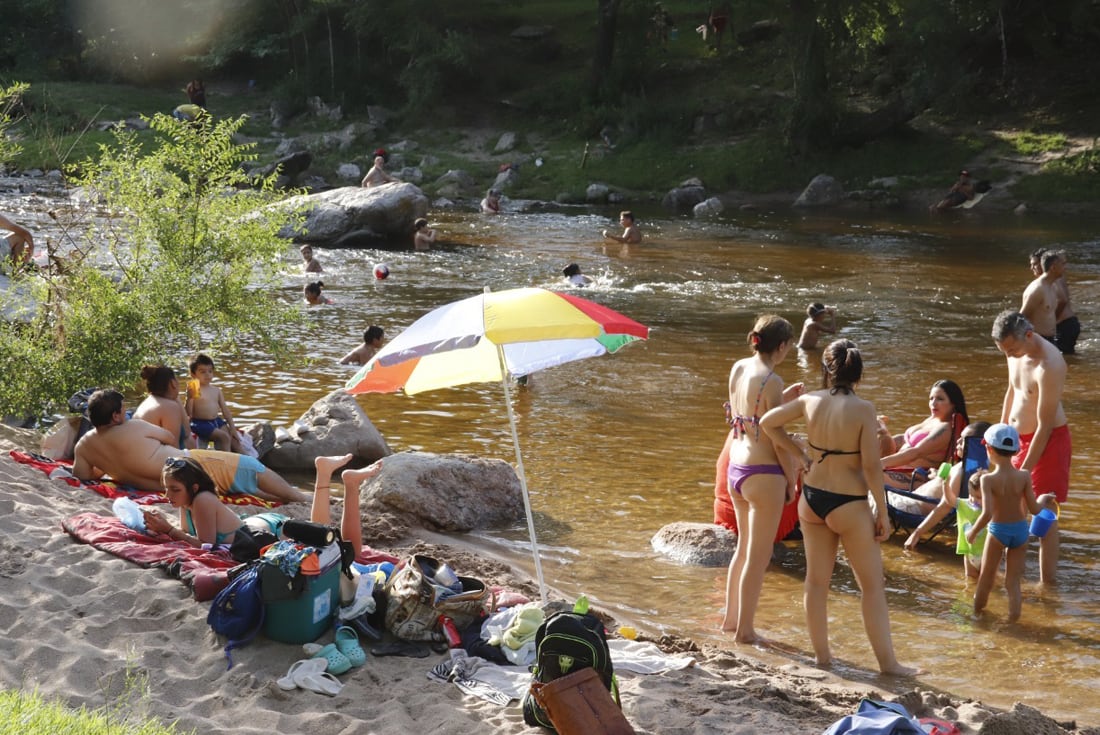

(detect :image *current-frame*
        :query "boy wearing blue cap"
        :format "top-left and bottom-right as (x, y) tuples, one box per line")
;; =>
(967, 423), (1052, 621)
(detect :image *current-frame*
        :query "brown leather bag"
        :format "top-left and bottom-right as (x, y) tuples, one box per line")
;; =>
(531, 667), (636, 735)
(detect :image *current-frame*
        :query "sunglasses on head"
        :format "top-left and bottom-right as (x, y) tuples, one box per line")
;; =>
(164, 457), (189, 470)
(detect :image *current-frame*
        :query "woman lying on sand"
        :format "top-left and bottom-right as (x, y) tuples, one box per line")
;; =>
(143, 453), (379, 555)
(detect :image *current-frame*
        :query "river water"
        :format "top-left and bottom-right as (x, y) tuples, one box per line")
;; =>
(14, 191), (1100, 722)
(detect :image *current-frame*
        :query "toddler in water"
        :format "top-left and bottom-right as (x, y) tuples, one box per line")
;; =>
(902, 421), (990, 578)
(967, 423), (1052, 621)
(186, 353), (243, 453)
(562, 263), (591, 287)
(797, 303), (837, 349)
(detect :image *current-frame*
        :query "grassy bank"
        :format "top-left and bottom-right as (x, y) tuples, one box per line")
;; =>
(0, 687), (188, 735)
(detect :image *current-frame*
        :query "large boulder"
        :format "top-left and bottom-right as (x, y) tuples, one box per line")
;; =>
(651, 522), (735, 566)
(358, 451), (523, 532)
(278, 183), (429, 245)
(262, 389), (391, 470)
(794, 174), (844, 207)
(662, 179), (707, 212)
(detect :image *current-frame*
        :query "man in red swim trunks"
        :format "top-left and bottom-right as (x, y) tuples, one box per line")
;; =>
(992, 310), (1070, 583)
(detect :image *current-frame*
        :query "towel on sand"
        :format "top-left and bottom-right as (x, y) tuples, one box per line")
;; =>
(427, 638), (697, 705)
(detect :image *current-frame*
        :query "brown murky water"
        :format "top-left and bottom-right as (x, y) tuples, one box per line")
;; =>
(20, 192), (1100, 721)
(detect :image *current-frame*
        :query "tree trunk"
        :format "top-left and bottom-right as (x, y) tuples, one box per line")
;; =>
(786, 0), (835, 153)
(591, 0), (621, 101)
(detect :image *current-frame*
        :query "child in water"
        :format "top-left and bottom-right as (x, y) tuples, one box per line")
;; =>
(797, 303), (837, 349)
(304, 281), (333, 306)
(967, 423), (1052, 621)
(562, 263), (591, 287)
(339, 326), (385, 365)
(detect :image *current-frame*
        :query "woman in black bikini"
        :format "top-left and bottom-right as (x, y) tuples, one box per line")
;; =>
(760, 339), (918, 676)
(720, 315), (803, 643)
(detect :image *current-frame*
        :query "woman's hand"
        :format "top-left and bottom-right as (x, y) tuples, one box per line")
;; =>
(782, 382), (804, 403)
(143, 510), (171, 535)
(872, 506), (889, 542)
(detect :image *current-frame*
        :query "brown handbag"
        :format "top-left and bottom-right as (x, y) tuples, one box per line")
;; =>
(383, 554), (491, 641)
(531, 667), (636, 735)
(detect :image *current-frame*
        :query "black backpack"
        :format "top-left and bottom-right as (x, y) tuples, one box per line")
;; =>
(522, 610), (620, 729)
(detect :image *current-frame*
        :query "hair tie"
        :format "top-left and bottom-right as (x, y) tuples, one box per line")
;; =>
(751, 334), (760, 345)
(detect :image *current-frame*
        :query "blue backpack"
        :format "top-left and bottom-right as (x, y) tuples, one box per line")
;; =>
(822, 699), (924, 735)
(207, 563), (265, 668)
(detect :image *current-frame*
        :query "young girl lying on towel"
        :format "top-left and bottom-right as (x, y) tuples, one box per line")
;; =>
(143, 454), (379, 558)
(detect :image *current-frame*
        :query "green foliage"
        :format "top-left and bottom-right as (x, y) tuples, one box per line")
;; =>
(1007, 131), (1069, 156)
(0, 687), (190, 735)
(1011, 141), (1100, 202)
(0, 113), (304, 417)
(0, 81), (29, 165)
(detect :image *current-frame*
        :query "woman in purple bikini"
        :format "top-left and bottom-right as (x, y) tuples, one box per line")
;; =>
(760, 339), (918, 675)
(720, 314), (803, 643)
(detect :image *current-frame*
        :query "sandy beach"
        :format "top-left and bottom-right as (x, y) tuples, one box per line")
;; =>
(0, 426), (1092, 735)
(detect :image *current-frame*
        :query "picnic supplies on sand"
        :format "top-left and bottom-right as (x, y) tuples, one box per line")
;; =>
(384, 554), (490, 641)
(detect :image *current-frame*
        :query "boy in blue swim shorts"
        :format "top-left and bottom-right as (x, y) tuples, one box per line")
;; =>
(966, 424), (1053, 622)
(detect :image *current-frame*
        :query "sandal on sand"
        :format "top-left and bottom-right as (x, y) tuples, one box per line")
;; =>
(371, 641), (430, 658)
(276, 658), (327, 691)
(335, 626), (367, 667)
(312, 642), (353, 675)
(296, 671), (344, 697)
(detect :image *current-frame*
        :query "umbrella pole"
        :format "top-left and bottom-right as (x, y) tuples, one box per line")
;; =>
(496, 349), (548, 601)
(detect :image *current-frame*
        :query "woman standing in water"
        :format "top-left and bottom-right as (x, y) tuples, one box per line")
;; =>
(760, 339), (918, 675)
(720, 315), (803, 642)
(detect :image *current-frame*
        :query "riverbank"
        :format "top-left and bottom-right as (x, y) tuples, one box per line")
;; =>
(1, 424), (1094, 734)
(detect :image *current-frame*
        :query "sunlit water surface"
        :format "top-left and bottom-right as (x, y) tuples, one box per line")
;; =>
(17, 193), (1100, 722)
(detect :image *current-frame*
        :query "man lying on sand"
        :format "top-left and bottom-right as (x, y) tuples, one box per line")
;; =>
(73, 389), (307, 504)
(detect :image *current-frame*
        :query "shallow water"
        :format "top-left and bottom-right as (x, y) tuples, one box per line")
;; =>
(15, 190), (1100, 722)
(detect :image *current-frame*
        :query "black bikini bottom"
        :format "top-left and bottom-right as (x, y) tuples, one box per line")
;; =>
(802, 483), (867, 521)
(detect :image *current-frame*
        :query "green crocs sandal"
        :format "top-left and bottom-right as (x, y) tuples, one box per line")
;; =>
(311, 642), (352, 675)
(334, 626), (367, 668)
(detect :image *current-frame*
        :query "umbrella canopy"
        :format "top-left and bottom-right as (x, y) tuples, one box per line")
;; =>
(344, 287), (649, 598)
(346, 287), (648, 395)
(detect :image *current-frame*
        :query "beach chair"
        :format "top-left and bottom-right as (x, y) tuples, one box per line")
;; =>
(885, 433), (986, 542)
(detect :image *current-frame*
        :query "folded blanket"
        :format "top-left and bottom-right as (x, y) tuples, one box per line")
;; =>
(11, 450), (276, 508)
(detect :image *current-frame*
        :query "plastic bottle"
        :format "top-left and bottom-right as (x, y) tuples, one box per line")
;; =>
(113, 497), (147, 533)
(573, 594), (589, 615)
(439, 615), (462, 648)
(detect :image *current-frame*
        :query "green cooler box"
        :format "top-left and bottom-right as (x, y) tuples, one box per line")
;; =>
(260, 551), (341, 644)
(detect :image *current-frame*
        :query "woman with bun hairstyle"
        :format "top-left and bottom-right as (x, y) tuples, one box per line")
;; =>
(720, 314), (804, 643)
(133, 365), (194, 450)
(761, 339), (918, 675)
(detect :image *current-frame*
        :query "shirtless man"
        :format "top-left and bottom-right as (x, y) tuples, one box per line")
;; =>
(1019, 250), (1060, 341)
(0, 213), (34, 267)
(361, 155), (396, 188)
(992, 310), (1070, 583)
(73, 390), (307, 503)
(1051, 251), (1081, 355)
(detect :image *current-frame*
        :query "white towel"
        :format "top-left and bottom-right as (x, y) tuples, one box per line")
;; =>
(609, 638), (696, 674)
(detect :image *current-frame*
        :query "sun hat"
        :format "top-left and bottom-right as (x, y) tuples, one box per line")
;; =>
(984, 423), (1020, 452)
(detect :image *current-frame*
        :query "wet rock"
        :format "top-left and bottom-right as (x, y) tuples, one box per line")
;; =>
(359, 450), (523, 533)
(277, 182), (429, 244)
(794, 174), (844, 207)
(662, 181), (707, 212)
(651, 522), (735, 566)
(262, 389), (390, 470)
(693, 196), (724, 217)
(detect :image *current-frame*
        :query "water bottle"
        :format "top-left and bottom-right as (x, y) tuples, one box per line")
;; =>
(113, 497), (146, 533)
(439, 615), (462, 648)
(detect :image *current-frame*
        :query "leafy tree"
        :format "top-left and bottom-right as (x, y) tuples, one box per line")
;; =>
(0, 111), (304, 418)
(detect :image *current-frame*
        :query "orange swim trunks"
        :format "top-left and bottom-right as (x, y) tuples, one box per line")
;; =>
(1012, 424), (1071, 503)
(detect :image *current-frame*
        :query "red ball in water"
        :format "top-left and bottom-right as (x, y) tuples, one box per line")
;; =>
(373, 263), (390, 280)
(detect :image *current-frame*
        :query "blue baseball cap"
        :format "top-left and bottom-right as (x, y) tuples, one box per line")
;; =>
(984, 423), (1020, 453)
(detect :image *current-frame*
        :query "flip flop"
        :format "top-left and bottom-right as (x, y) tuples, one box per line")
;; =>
(370, 641), (431, 658)
(334, 626), (367, 667)
(276, 658), (327, 691)
(311, 642), (353, 675)
(296, 671), (344, 696)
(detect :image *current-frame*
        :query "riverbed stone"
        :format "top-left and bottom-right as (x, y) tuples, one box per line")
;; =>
(693, 196), (724, 217)
(794, 174), (844, 207)
(662, 182), (707, 212)
(277, 182), (429, 244)
(262, 389), (391, 470)
(433, 169), (479, 198)
(586, 183), (610, 202)
(494, 132), (517, 152)
(336, 163), (362, 180)
(651, 522), (735, 566)
(357, 450), (523, 532)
